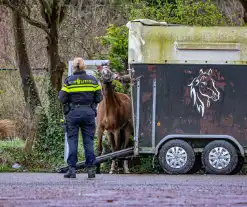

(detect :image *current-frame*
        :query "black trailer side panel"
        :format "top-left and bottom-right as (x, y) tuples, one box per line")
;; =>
(132, 63), (247, 149)
(132, 66), (153, 148)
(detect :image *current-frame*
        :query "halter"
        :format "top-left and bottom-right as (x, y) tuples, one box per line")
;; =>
(100, 66), (115, 84)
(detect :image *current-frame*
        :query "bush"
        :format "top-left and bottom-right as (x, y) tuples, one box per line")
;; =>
(96, 24), (128, 73)
(0, 70), (48, 140)
(130, 0), (232, 26)
(34, 77), (64, 166)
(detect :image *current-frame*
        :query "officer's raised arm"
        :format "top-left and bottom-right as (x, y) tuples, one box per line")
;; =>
(58, 78), (69, 104)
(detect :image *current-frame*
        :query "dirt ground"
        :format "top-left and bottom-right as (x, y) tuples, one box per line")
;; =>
(0, 173), (247, 207)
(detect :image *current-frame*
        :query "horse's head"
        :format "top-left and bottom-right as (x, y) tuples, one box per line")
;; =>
(198, 69), (220, 101)
(100, 66), (112, 83)
(99, 63), (119, 84)
(99, 63), (116, 83)
(189, 69), (220, 102)
(99, 65), (119, 97)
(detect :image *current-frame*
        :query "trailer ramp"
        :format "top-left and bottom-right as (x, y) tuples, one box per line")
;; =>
(56, 147), (134, 173)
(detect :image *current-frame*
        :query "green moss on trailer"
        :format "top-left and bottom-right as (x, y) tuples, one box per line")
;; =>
(128, 20), (247, 64)
(143, 26), (247, 63)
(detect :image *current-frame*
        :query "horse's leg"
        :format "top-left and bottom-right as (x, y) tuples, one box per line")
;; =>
(107, 131), (116, 151)
(123, 124), (133, 174)
(113, 130), (121, 150)
(108, 132), (117, 174)
(96, 127), (104, 174)
(110, 130), (121, 174)
(97, 126), (104, 156)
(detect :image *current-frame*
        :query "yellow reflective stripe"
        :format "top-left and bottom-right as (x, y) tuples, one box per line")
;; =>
(61, 84), (101, 93)
(67, 84), (99, 89)
(61, 86), (69, 92)
(95, 85), (101, 90)
(68, 87), (97, 92)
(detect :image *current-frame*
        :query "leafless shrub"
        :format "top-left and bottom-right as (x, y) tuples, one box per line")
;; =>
(214, 0), (244, 25)
(0, 70), (49, 140)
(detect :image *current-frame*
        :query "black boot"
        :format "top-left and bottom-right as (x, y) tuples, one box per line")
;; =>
(87, 166), (96, 179)
(64, 167), (76, 178)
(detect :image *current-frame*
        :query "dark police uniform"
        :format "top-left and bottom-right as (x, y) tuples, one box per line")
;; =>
(58, 70), (103, 178)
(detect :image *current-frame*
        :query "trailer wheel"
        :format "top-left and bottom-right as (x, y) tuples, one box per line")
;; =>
(158, 139), (195, 174)
(202, 140), (238, 175)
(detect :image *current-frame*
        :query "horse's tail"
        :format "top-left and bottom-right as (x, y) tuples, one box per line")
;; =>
(0, 119), (15, 140)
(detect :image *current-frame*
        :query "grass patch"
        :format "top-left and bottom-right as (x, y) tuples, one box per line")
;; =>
(0, 138), (55, 172)
(0, 138), (25, 172)
(129, 154), (163, 174)
(0, 138), (25, 149)
(0, 164), (23, 172)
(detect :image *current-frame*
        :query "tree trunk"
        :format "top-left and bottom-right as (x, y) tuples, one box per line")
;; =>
(47, 22), (65, 92)
(239, 0), (247, 23)
(12, 10), (41, 115)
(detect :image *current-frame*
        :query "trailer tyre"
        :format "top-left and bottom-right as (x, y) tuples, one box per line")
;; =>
(158, 139), (195, 174)
(202, 140), (238, 175)
(230, 156), (244, 175)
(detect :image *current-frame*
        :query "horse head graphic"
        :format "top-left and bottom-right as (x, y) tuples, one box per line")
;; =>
(188, 69), (220, 117)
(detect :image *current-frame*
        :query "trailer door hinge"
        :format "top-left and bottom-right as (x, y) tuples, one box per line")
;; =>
(131, 75), (143, 86)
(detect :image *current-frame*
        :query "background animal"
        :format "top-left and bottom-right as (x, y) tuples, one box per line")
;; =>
(0, 119), (15, 140)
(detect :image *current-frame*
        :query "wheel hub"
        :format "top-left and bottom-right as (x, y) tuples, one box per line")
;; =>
(208, 147), (231, 170)
(166, 147), (188, 169)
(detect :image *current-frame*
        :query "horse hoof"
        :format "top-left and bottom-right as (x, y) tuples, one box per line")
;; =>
(124, 170), (130, 174)
(109, 169), (116, 174)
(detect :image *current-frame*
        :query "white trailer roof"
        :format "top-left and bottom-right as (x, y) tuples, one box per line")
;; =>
(126, 19), (247, 65)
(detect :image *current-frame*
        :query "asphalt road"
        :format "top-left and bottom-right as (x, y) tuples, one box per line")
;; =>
(0, 173), (247, 207)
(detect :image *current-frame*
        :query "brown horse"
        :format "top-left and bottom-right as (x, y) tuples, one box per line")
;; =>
(96, 67), (134, 174)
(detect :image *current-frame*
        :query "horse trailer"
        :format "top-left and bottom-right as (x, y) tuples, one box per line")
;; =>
(57, 19), (247, 175)
(127, 19), (247, 175)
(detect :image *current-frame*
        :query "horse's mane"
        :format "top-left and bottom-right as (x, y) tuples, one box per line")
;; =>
(189, 84), (205, 117)
(188, 69), (209, 117)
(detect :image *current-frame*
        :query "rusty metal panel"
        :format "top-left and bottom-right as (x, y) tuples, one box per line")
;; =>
(132, 64), (155, 148)
(132, 63), (247, 148)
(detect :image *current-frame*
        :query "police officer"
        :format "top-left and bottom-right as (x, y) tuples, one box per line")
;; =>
(58, 57), (103, 179)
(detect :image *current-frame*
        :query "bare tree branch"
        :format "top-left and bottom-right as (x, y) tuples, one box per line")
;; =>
(0, 50), (17, 67)
(60, 35), (95, 57)
(1, 0), (50, 34)
(239, 0), (247, 22)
